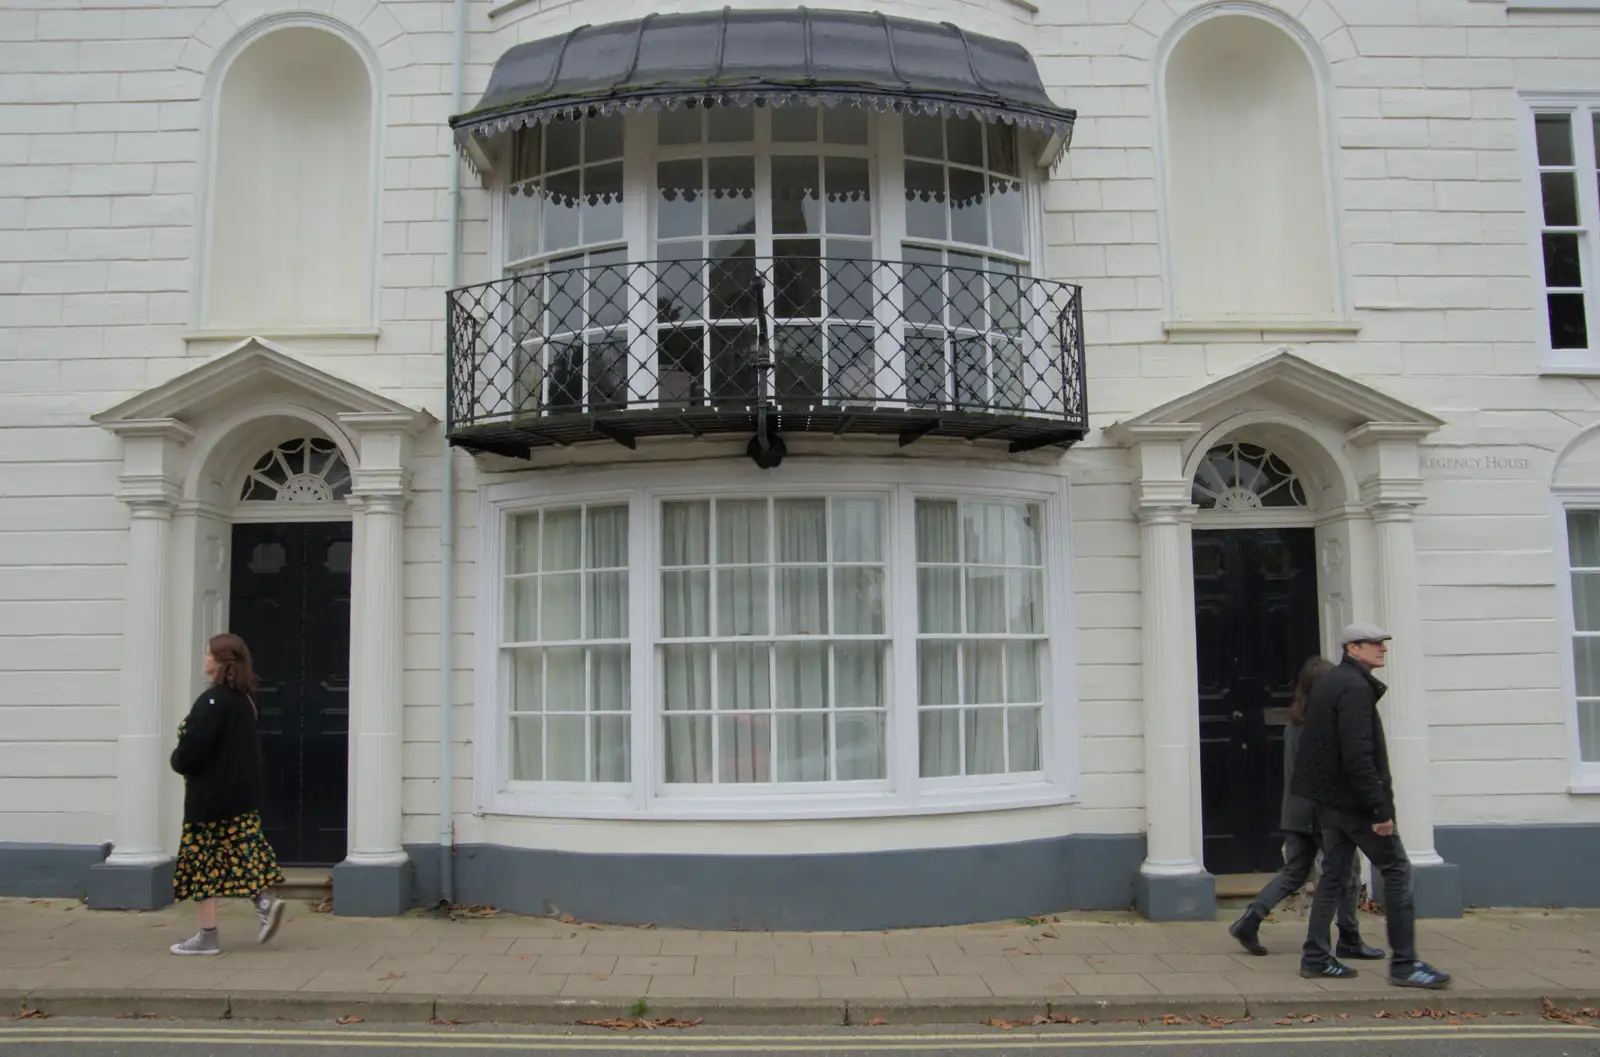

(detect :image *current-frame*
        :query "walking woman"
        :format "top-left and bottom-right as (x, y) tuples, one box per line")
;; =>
(168, 633), (286, 955)
(1227, 655), (1383, 960)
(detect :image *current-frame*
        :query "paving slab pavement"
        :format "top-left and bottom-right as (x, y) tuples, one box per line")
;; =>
(4, 897), (1600, 1026)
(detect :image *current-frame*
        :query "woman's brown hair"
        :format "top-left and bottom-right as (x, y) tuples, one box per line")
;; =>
(208, 633), (258, 695)
(1288, 655), (1335, 726)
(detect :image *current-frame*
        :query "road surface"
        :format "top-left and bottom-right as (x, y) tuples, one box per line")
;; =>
(4, 1017), (1600, 1056)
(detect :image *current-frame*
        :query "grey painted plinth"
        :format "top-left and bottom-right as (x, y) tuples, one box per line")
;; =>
(85, 858), (174, 911)
(1436, 824), (1599, 909)
(333, 857), (414, 917)
(1135, 869), (1216, 922)
(1409, 861), (1464, 918)
(0, 842), (109, 898)
(406, 835), (1146, 930)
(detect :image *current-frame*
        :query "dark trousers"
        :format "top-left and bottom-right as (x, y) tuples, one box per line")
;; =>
(1302, 807), (1417, 970)
(1251, 830), (1361, 934)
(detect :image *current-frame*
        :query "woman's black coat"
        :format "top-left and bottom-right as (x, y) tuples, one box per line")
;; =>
(170, 685), (266, 825)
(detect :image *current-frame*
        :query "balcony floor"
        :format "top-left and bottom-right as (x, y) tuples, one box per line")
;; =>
(447, 405), (1087, 460)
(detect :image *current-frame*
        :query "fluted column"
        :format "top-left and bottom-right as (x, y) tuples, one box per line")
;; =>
(105, 497), (177, 868)
(347, 492), (406, 866)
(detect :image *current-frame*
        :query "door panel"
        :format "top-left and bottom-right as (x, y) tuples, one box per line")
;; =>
(229, 521), (353, 867)
(1193, 527), (1319, 876)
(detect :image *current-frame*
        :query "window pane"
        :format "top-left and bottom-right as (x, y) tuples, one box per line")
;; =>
(904, 113), (944, 158)
(708, 105), (754, 143)
(833, 498), (882, 561)
(658, 108), (700, 145)
(835, 643), (884, 708)
(540, 573), (580, 639)
(508, 513), (541, 574)
(990, 177), (1025, 255)
(719, 715), (770, 782)
(964, 708), (1005, 774)
(918, 642), (959, 705)
(545, 646), (584, 710)
(664, 715), (713, 781)
(772, 155), (821, 235)
(1570, 511), (1600, 566)
(776, 498), (827, 561)
(823, 105), (868, 145)
(1574, 572), (1600, 633)
(1007, 707), (1042, 772)
(773, 105), (817, 142)
(986, 122), (1019, 177)
(511, 126), (541, 182)
(718, 499), (768, 563)
(506, 578), (538, 642)
(1537, 112), (1574, 167)
(509, 648), (542, 712)
(1006, 641), (1042, 703)
(1550, 293), (1589, 349)
(593, 715), (630, 781)
(826, 157), (872, 236)
(593, 645), (629, 711)
(836, 711), (886, 780)
(777, 568), (828, 633)
(949, 167), (987, 246)
(662, 501), (710, 564)
(776, 712), (828, 781)
(917, 568), (960, 633)
(583, 161), (624, 244)
(545, 715), (585, 781)
(966, 568), (1006, 632)
(834, 568), (884, 634)
(919, 710), (960, 777)
(716, 567), (769, 636)
(588, 505), (628, 566)
(708, 157), (756, 236)
(904, 161), (947, 240)
(663, 644), (711, 711)
(916, 499), (960, 562)
(657, 160), (703, 239)
(586, 571), (626, 638)
(1576, 637), (1600, 698)
(717, 643), (770, 710)
(1007, 570), (1044, 634)
(510, 715), (543, 781)
(776, 643), (829, 709)
(1543, 171), (1579, 227)
(585, 115), (623, 161)
(662, 570), (710, 637)
(1544, 232), (1583, 288)
(964, 642), (1004, 704)
(964, 502), (1007, 563)
(948, 116), (984, 167)
(541, 169), (581, 253)
(1580, 700), (1600, 763)
(541, 508), (581, 569)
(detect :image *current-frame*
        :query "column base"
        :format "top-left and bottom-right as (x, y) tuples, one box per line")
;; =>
(1376, 859), (1463, 919)
(86, 858), (174, 911)
(332, 856), (414, 917)
(1135, 868), (1215, 922)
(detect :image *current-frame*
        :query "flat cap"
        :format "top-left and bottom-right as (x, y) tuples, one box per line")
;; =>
(1340, 621), (1392, 645)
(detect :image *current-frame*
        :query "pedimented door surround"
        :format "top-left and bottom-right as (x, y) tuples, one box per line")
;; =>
(85, 338), (433, 916)
(1105, 348), (1464, 921)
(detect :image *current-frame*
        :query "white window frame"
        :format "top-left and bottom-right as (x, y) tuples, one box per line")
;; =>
(1553, 488), (1600, 792)
(1520, 94), (1600, 375)
(474, 459), (1078, 820)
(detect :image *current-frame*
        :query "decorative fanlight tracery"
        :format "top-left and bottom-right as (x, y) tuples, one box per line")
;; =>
(1191, 441), (1307, 511)
(238, 436), (353, 503)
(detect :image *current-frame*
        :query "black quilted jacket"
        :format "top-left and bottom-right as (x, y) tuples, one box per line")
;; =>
(1289, 656), (1395, 824)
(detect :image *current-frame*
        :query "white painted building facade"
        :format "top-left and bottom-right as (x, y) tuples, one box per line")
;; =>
(3, 0), (1600, 925)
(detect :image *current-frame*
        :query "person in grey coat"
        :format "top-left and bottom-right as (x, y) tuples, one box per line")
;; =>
(1227, 655), (1383, 960)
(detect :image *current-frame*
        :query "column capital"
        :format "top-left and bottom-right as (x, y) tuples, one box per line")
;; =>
(115, 474), (180, 516)
(1131, 478), (1197, 524)
(351, 491), (408, 516)
(1359, 474), (1426, 514)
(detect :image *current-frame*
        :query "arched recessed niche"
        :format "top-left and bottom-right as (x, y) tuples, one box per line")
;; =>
(206, 25), (375, 328)
(1163, 13), (1337, 321)
(238, 436), (353, 504)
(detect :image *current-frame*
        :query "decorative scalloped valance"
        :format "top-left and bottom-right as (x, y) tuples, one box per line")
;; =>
(450, 8), (1076, 168)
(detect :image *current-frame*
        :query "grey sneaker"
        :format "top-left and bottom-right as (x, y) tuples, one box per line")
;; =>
(256, 897), (286, 944)
(169, 929), (221, 956)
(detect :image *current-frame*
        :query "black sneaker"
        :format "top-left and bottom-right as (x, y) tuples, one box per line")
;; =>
(1299, 960), (1359, 979)
(1391, 962), (1451, 989)
(1229, 910), (1268, 956)
(1336, 936), (1386, 960)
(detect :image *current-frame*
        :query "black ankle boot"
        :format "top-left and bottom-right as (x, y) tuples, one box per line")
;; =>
(1336, 931), (1385, 960)
(1228, 906), (1268, 956)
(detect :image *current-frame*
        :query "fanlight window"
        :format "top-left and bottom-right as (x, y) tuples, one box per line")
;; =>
(1192, 442), (1306, 510)
(239, 437), (353, 503)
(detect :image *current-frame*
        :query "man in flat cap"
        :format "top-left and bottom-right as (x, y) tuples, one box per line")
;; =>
(1290, 622), (1452, 989)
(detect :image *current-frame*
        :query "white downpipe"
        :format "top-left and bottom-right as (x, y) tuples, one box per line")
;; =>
(438, 0), (467, 907)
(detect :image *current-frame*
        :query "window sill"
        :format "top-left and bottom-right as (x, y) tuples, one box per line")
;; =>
(1569, 777), (1600, 795)
(479, 783), (1076, 821)
(1539, 355), (1600, 377)
(1163, 319), (1362, 343)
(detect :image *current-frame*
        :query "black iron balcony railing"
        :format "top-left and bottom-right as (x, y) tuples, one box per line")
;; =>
(446, 255), (1086, 462)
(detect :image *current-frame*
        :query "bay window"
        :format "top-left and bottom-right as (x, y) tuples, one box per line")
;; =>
(476, 463), (1075, 819)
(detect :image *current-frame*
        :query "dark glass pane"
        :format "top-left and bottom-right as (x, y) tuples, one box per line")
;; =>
(710, 326), (758, 406)
(511, 126), (541, 183)
(772, 106), (817, 143)
(546, 259), (584, 334)
(546, 119), (581, 171)
(1545, 232), (1584, 288)
(657, 160), (703, 239)
(775, 325), (823, 407)
(657, 326), (704, 408)
(953, 335), (987, 407)
(541, 169), (581, 253)
(947, 251), (985, 329)
(656, 243), (704, 324)
(826, 239), (872, 321)
(1544, 171), (1579, 227)
(990, 177), (1024, 256)
(823, 106), (868, 145)
(548, 340), (583, 410)
(902, 245), (944, 326)
(772, 156), (820, 235)
(825, 157), (871, 236)
(986, 121), (1019, 177)
(585, 115), (623, 162)
(828, 324), (875, 404)
(906, 330), (946, 408)
(588, 335), (627, 410)
(904, 114), (944, 159)
(947, 117), (983, 167)
(708, 156), (756, 236)
(708, 240), (756, 319)
(904, 161), (946, 240)
(583, 162), (623, 244)
(949, 167), (987, 246)
(708, 105), (753, 143)
(1550, 292), (1589, 349)
(588, 249), (626, 329)
(658, 108), (700, 145)
(773, 239), (822, 317)
(1537, 113), (1574, 167)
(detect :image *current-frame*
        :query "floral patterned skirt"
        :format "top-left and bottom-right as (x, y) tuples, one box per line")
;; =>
(173, 810), (285, 902)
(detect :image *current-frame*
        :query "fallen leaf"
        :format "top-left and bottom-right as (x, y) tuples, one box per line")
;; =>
(429, 1017), (463, 1026)
(863, 1015), (890, 1026)
(115, 1013), (157, 1020)
(1160, 1014), (1191, 1025)
(1273, 1019), (1294, 1027)
(13, 1009), (49, 1020)
(1040, 930), (1060, 939)
(983, 1017), (1019, 1030)
(575, 1017), (703, 1031)
(1337, 1013), (1350, 1020)
(336, 1016), (364, 1025)
(309, 897), (333, 914)
(1198, 1014), (1241, 1028)
(558, 913), (578, 925)
(1047, 1012), (1086, 1024)
(1300, 1014), (1323, 1023)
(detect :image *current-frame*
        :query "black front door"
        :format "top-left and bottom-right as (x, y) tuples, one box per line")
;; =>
(1193, 527), (1320, 876)
(229, 521), (353, 867)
